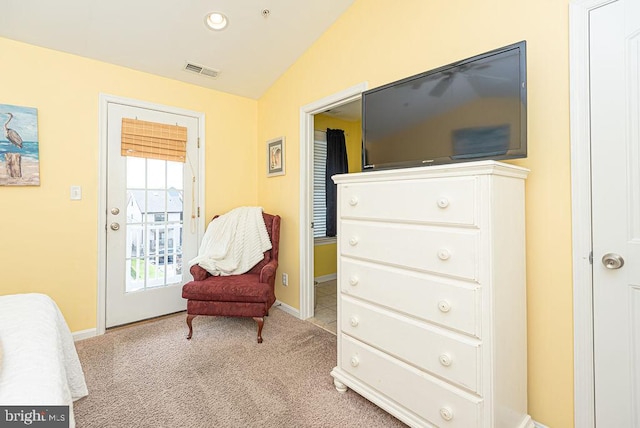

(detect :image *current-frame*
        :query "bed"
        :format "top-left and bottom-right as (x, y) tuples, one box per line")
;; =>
(0, 293), (88, 427)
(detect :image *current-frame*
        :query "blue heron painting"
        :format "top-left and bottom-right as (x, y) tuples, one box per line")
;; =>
(0, 104), (39, 186)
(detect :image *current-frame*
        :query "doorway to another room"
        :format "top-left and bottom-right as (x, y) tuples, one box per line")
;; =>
(299, 84), (365, 332)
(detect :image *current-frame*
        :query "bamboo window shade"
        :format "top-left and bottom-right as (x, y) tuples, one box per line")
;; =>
(121, 118), (187, 162)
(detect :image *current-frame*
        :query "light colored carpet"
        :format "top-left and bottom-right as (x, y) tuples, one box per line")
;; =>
(73, 308), (406, 428)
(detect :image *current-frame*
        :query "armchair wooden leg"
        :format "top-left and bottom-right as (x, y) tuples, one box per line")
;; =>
(186, 314), (196, 339)
(253, 317), (264, 343)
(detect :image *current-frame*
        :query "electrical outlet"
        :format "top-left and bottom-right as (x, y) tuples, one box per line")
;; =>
(282, 273), (288, 286)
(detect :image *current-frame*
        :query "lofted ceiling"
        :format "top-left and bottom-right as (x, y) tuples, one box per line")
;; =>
(0, 0), (355, 99)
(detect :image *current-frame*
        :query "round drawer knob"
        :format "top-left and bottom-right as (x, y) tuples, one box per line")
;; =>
(438, 249), (451, 260)
(438, 300), (451, 313)
(439, 353), (452, 367)
(349, 237), (359, 246)
(350, 316), (359, 327)
(349, 196), (359, 206)
(439, 407), (453, 421)
(350, 356), (360, 367)
(349, 276), (359, 286)
(437, 197), (450, 208)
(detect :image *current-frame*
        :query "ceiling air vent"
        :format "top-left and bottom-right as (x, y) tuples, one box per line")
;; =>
(184, 62), (220, 79)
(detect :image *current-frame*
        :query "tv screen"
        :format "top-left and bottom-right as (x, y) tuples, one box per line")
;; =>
(362, 41), (527, 170)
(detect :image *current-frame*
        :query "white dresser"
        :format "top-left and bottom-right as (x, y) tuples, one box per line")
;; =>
(330, 161), (532, 428)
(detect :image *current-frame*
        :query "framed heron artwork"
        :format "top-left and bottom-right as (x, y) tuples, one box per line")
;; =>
(0, 104), (39, 186)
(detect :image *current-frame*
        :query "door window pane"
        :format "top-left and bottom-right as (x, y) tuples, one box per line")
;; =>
(147, 159), (166, 189)
(127, 259), (145, 292)
(125, 158), (185, 293)
(167, 161), (184, 190)
(126, 157), (145, 188)
(126, 224), (144, 259)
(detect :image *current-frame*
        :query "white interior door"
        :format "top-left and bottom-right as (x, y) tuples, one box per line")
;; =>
(590, 0), (640, 425)
(105, 102), (200, 327)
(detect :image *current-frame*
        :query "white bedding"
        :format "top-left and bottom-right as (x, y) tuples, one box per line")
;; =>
(188, 206), (272, 276)
(0, 293), (88, 425)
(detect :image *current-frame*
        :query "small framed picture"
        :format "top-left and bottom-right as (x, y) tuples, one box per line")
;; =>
(267, 136), (285, 177)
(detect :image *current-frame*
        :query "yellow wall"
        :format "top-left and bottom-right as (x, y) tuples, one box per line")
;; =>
(313, 244), (337, 279)
(0, 37), (258, 332)
(312, 114), (361, 278)
(257, 1), (572, 427)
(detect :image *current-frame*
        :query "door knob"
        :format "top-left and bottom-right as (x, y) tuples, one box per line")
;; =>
(110, 207), (120, 215)
(110, 222), (120, 231)
(602, 253), (624, 269)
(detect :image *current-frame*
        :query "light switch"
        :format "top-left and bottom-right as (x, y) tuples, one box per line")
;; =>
(70, 185), (82, 201)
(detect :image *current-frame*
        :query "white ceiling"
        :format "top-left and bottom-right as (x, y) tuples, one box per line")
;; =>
(0, 0), (355, 99)
(322, 99), (362, 122)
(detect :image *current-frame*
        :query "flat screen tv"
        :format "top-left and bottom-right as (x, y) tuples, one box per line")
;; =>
(362, 41), (527, 171)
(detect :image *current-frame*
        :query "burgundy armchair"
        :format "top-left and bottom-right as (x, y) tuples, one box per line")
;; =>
(181, 212), (281, 343)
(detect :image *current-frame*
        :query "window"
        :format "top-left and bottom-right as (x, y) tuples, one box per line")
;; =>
(313, 130), (328, 239)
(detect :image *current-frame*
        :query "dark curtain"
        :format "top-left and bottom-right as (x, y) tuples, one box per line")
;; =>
(325, 128), (348, 237)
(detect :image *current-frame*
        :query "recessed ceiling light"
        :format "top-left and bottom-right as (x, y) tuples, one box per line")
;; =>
(205, 12), (228, 31)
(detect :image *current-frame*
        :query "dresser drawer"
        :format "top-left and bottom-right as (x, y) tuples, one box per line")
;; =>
(340, 177), (478, 226)
(340, 259), (480, 337)
(340, 335), (482, 428)
(341, 296), (481, 393)
(341, 221), (479, 281)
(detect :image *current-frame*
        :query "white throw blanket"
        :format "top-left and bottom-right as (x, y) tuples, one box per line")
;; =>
(188, 206), (272, 276)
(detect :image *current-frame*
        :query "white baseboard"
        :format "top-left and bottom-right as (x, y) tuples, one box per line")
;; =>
(314, 273), (337, 284)
(72, 328), (97, 341)
(274, 300), (300, 318)
(533, 421), (550, 428)
(71, 304), (301, 340)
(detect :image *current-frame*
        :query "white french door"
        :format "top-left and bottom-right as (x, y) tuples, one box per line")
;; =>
(105, 102), (200, 328)
(590, 0), (640, 425)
